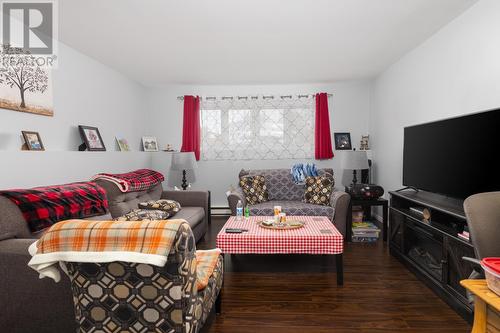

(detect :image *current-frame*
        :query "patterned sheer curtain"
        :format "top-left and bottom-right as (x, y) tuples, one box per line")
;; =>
(201, 96), (315, 160)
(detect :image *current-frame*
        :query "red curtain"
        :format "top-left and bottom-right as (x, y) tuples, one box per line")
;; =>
(180, 95), (201, 160)
(315, 93), (334, 159)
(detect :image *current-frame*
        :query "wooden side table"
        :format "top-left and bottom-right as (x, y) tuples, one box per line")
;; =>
(346, 197), (388, 242)
(461, 279), (500, 333)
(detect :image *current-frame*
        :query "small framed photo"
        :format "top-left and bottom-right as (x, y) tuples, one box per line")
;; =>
(142, 136), (158, 152)
(22, 131), (44, 151)
(116, 136), (130, 151)
(78, 125), (106, 151)
(334, 132), (352, 150)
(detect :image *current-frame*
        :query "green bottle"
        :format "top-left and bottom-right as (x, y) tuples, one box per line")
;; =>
(244, 205), (250, 219)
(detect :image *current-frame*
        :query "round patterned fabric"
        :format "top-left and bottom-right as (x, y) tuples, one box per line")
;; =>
(115, 209), (170, 221)
(239, 175), (269, 205)
(138, 199), (181, 217)
(303, 176), (333, 206)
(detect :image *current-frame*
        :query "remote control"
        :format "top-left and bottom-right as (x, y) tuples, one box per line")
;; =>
(225, 228), (249, 233)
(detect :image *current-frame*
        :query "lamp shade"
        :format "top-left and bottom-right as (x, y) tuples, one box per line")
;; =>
(171, 152), (198, 171)
(341, 151), (369, 170)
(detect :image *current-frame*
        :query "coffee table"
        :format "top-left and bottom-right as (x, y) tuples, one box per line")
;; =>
(216, 215), (344, 285)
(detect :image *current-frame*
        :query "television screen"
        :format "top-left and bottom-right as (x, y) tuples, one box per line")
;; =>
(403, 109), (500, 199)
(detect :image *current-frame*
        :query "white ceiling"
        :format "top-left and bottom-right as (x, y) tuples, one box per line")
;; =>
(59, 0), (477, 86)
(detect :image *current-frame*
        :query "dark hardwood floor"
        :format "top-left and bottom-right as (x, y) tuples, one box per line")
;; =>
(198, 216), (471, 333)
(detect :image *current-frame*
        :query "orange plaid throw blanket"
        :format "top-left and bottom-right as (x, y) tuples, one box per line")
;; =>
(28, 219), (186, 282)
(195, 249), (222, 291)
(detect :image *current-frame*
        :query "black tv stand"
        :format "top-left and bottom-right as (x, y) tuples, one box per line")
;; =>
(389, 190), (475, 323)
(395, 186), (419, 192)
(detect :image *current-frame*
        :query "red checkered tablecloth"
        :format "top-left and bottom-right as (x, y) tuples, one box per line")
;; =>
(216, 216), (343, 255)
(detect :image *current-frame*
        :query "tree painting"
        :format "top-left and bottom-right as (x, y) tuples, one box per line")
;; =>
(0, 45), (53, 116)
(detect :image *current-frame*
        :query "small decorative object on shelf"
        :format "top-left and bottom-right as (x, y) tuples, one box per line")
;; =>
(359, 135), (369, 150)
(142, 136), (158, 152)
(409, 206), (431, 221)
(78, 125), (106, 151)
(162, 143), (175, 152)
(115, 136), (130, 151)
(334, 132), (352, 150)
(21, 131), (44, 151)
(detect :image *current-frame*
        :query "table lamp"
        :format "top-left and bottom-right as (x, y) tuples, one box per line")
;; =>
(341, 150), (369, 186)
(171, 152), (197, 190)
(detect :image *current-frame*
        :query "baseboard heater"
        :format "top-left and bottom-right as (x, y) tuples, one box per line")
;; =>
(211, 206), (231, 216)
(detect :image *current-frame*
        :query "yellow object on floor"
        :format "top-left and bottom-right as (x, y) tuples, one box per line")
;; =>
(461, 279), (500, 333)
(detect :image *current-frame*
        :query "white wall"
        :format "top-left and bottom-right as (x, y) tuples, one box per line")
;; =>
(0, 42), (150, 187)
(148, 81), (372, 206)
(0, 42), (147, 151)
(370, 0), (500, 195)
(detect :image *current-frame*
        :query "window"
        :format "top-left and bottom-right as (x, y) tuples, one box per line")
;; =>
(200, 96), (314, 160)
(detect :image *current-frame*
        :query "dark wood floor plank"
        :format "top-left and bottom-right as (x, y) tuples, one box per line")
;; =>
(198, 217), (471, 333)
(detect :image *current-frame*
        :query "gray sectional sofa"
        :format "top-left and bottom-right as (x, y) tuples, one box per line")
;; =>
(227, 168), (350, 236)
(0, 181), (210, 333)
(95, 180), (210, 242)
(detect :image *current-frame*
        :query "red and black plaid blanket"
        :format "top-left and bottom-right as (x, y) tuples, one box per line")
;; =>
(0, 182), (108, 233)
(91, 169), (165, 192)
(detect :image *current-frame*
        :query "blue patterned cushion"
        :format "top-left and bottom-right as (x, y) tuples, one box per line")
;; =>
(249, 200), (334, 219)
(240, 168), (334, 201)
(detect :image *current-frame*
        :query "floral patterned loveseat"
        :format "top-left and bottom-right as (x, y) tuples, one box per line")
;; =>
(227, 168), (350, 237)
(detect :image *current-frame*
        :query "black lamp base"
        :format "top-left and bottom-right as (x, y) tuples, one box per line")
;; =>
(181, 170), (188, 190)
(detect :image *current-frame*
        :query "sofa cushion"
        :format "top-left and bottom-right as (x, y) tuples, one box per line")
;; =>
(95, 180), (162, 218)
(138, 199), (181, 217)
(249, 200), (334, 218)
(239, 175), (269, 205)
(240, 168), (334, 202)
(174, 207), (205, 229)
(303, 176), (333, 206)
(115, 209), (170, 221)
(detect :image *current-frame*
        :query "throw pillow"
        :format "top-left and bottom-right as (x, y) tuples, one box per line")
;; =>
(239, 175), (269, 205)
(138, 199), (181, 217)
(115, 209), (170, 221)
(303, 176), (333, 206)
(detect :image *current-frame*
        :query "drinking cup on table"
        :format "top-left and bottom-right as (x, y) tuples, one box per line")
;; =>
(274, 206), (282, 216)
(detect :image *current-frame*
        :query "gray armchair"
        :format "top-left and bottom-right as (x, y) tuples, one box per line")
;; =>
(227, 168), (350, 237)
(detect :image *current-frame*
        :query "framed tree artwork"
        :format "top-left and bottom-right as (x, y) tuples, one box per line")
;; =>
(78, 125), (106, 151)
(21, 131), (44, 151)
(334, 132), (352, 150)
(0, 46), (53, 116)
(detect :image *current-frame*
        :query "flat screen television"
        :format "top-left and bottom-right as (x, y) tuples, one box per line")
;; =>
(403, 109), (500, 199)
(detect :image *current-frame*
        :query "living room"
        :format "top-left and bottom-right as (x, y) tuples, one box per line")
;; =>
(1, 1), (499, 332)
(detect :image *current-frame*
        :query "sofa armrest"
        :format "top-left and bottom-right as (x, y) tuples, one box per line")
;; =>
(227, 188), (246, 216)
(0, 238), (75, 332)
(162, 190), (210, 227)
(330, 189), (351, 238)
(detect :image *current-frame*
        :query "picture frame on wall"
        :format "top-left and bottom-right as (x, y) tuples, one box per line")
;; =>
(21, 131), (44, 151)
(116, 136), (131, 151)
(334, 132), (352, 150)
(78, 125), (106, 151)
(142, 136), (159, 152)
